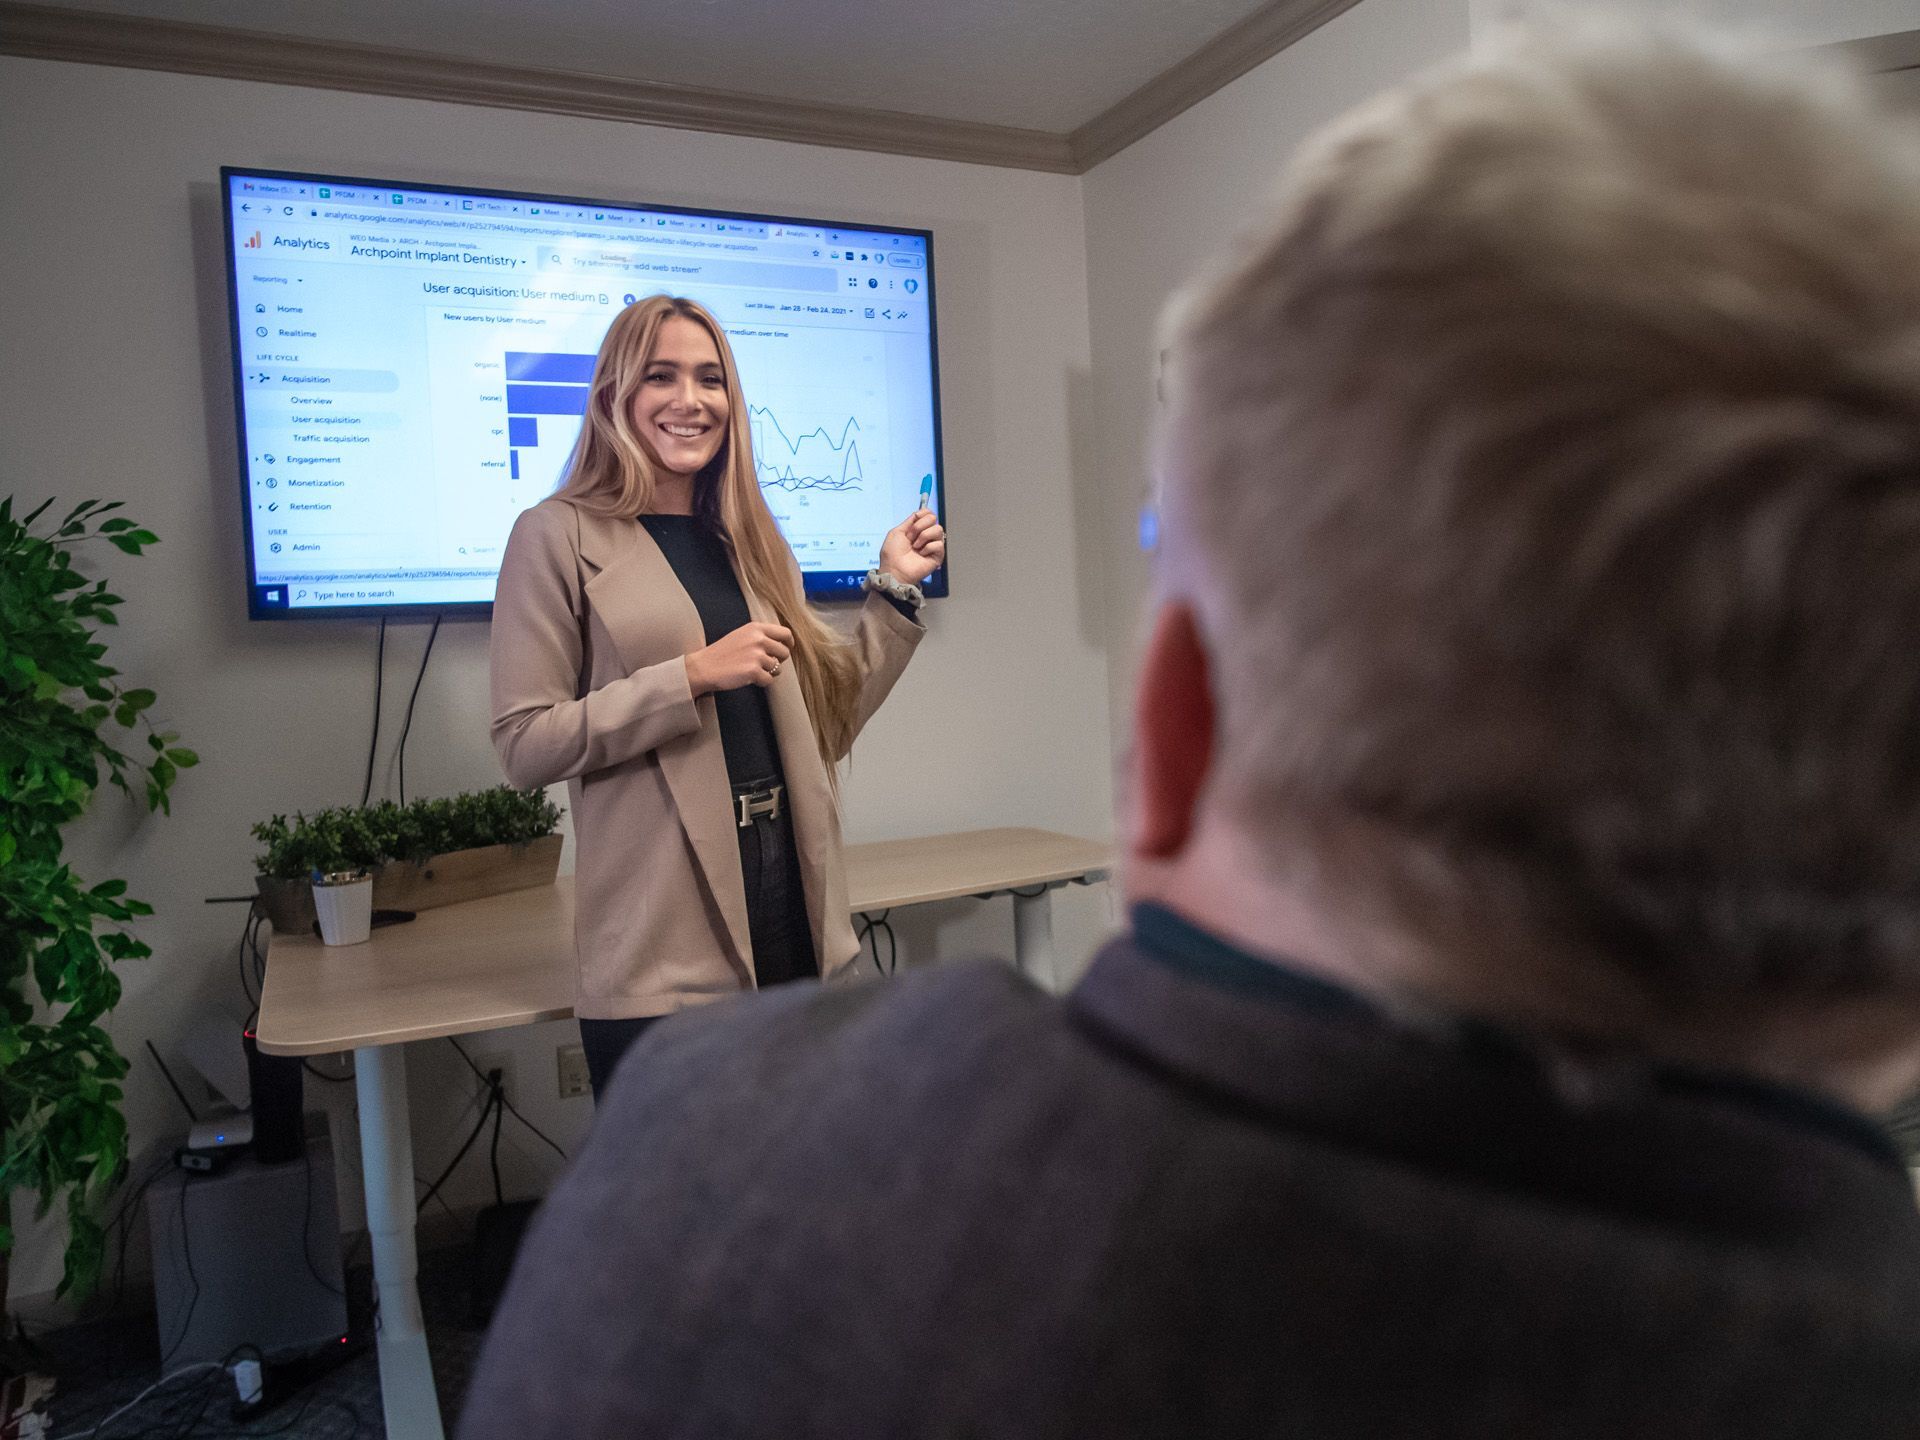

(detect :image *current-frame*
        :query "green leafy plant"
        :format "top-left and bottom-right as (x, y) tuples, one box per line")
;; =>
(0, 498), (196, 1300)
(250, 786), (561, 880)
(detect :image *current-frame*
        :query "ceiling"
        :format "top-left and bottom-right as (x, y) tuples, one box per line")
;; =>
(7, 3), (1913, 173)
(9, 0), (1289, 133)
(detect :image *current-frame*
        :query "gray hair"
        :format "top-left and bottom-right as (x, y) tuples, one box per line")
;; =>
(1158, 20), (1920, 1007)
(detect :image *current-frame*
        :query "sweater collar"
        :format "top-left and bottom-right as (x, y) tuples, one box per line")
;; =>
(1067, 904), (1912, 1252)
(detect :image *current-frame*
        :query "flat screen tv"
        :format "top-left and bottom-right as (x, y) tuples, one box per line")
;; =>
(221, 167), (946, 618)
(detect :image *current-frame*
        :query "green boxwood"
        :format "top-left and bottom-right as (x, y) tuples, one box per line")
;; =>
(251, 785), (562, 881)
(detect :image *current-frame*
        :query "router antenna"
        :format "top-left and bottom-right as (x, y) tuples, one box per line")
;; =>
(146, 1039), (203, 1126)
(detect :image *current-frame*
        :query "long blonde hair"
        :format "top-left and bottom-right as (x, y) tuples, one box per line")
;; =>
(556, 296), (858, 771)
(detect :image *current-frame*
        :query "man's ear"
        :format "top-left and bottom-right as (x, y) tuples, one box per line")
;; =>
(1130, 601), (1216, 859)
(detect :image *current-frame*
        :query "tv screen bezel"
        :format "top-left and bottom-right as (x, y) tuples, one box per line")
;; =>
(221, 165), (948, 622)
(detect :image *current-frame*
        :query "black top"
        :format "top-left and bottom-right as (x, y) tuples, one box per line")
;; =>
(639, 515), (780, 789)
(463, 912), (1920, 1440)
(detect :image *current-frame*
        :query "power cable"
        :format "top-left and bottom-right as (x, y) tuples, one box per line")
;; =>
(488, 1070), (506, 1208)
(156, 1174), (202, 1370)
(299, 1139), (346, 1300)
(415, 1175), (460, 1225)
(414, 1081), (500, 1220)
(234, 903), (344, 1080)
(396, 614), (442, 806)
(858, 910), (897, 975)
(107, 1153), (180, 1315)
(445, 1037), (569, 1163)
(185, 1390), (365, 1439)
(65, 1359), (223, 1439)
(233, 902), (257, 1011)
(303, 1056), (353, 1084)
(359, 617), (386, 808)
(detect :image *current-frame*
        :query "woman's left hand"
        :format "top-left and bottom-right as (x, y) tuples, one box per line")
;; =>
(879, 508), (946, 586)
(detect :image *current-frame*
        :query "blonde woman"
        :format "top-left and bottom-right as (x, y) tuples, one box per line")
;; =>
(489, 295), (943, 1096)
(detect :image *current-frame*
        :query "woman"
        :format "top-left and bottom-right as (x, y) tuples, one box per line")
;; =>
(489, 295), (944, 1097)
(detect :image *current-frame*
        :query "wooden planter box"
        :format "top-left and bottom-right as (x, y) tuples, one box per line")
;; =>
(254, 834), (564, 936)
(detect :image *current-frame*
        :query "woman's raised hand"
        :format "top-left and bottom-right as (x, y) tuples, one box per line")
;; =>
(879, 508), (946, 585)
(685, 621), (793, 695)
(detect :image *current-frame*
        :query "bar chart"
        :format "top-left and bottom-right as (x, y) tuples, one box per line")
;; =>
(502, 351), (593, 486)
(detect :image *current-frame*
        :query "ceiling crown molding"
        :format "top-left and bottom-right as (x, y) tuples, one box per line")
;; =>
(1822, 27), (1920, 76)
(0, 0), (1365, 175)
(0, 0), (1077, 172)
(1070, 0), (1363, 169)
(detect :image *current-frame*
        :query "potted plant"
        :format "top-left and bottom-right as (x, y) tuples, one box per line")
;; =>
(310, 869), (375, 946)
(251, 786), (563, 934)
(0, 498), (195, 1315)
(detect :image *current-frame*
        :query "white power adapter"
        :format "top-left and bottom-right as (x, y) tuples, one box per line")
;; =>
(229, 1357), (264, 1407)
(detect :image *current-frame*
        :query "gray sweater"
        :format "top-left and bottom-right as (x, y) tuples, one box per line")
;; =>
(460, 918), (1920, 1438)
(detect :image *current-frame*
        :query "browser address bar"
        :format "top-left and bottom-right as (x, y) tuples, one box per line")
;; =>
(537, 248), (835, 293)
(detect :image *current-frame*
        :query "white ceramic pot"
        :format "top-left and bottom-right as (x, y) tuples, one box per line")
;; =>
(311, 871), (373, 945)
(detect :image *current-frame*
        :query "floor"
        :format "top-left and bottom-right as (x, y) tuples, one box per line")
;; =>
(38, 1245), (485, 1439)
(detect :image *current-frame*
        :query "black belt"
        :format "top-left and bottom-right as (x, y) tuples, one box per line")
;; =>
(733, 781), (785, 828)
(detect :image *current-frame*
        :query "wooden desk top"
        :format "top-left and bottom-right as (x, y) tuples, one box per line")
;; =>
(255, 827), (1110, 1056)
(843, 826), (1110, 911)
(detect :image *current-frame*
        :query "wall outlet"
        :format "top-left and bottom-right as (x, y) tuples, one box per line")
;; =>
(556, 1044), (591, 1100)
(470, 1051), (515, 1105)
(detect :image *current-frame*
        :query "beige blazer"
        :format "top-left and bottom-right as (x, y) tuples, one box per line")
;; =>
(489, 498), (923, 1019)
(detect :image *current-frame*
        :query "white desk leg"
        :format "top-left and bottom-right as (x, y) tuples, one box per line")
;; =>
(1011, 887), (1058, 991)
(355, 1043), (446, 1440)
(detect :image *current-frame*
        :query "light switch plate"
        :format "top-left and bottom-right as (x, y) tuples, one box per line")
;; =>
(556, 1043), (591, 1100)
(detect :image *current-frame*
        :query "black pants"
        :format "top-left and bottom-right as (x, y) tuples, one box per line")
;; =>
(579, 791), (818, 1100)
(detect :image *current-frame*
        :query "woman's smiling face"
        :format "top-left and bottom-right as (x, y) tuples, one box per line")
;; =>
(632, 315), (730, 478)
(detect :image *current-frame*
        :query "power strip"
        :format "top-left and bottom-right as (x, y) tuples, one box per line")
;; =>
(226, 1338), (362, 1422)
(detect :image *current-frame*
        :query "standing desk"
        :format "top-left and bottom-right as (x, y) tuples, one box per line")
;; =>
(254, 827), (1110, 1440)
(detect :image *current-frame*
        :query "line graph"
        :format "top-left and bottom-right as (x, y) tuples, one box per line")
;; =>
(751, 407), (864, 493)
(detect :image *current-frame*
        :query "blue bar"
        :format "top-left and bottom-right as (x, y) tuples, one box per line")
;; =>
(506, 352), (595, 383)
(510, 451), (520, 480)
(508, 416), (539, 447)
(507, 383), (589, 416)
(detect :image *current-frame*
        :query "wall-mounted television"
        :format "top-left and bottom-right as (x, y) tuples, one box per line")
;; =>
(220, 167), (946, 619)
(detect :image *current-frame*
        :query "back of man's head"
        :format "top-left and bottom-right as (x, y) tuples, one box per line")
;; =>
(1154, 22), (1920, 1073)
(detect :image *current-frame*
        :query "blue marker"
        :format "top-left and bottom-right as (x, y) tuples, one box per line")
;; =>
(918, 473), (934, 513)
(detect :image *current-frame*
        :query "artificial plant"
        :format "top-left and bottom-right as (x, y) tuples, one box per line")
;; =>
(250, 785), (562, 880)
(0, 497), (196, 1301)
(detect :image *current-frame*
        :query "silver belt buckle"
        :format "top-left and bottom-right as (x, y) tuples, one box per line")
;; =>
(735, 784), (784, 828)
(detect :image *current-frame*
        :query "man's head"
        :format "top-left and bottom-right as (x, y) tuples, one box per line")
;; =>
(1131, 21), (1920, 1100)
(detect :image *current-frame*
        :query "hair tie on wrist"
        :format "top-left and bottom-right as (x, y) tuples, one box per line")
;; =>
(864, 569), (925, 611)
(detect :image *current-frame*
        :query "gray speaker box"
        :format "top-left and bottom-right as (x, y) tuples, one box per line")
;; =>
(147, 1130), (350, 1371)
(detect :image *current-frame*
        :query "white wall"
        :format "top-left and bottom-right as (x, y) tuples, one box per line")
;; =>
(1078, 0), (1913, 757)
(1079, 0), (1473, 750)
(0, 58), (1117, 1301)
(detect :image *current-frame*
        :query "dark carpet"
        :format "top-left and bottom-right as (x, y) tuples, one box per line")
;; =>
(37, 1244), (485, 1439)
